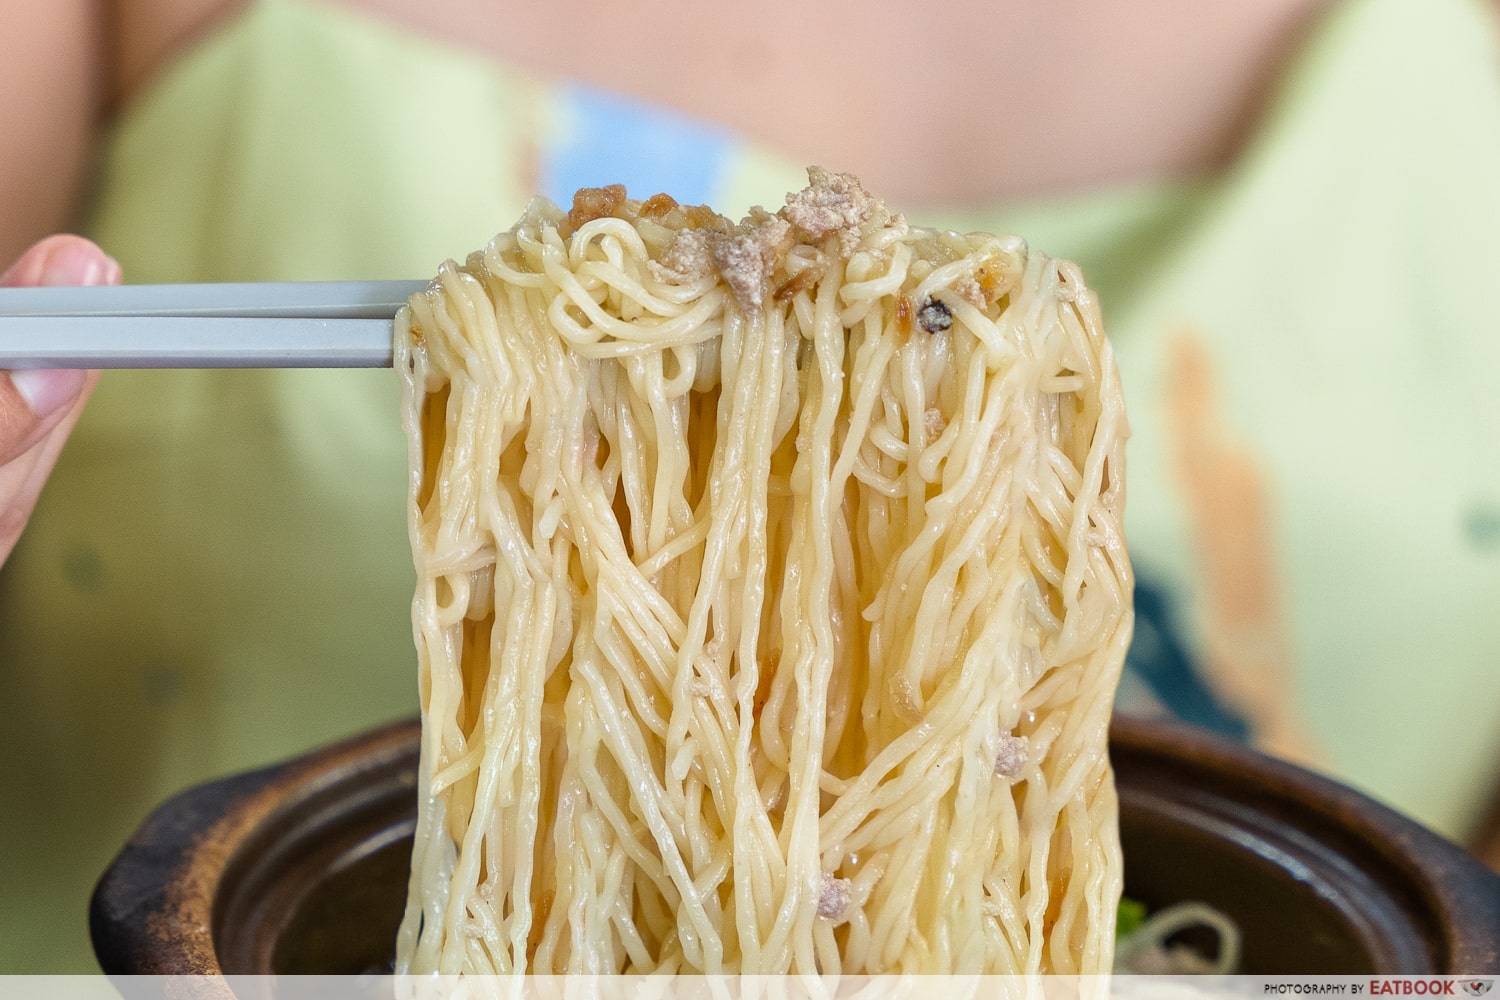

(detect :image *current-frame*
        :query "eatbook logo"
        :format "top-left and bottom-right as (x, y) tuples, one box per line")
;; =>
(1462, 982), (1494, 997)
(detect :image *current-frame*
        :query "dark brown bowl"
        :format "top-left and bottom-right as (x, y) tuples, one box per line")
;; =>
(90, 716), (1500, 975)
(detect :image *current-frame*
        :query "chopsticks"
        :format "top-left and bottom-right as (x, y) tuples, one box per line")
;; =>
(0, 280), (429, 369)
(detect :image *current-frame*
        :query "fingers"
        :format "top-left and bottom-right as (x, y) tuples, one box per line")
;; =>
(0, 235), (116, 466)
(0, 235), (117, 563)
(0, 365), (96, 464)
(0, 391), (92, 565)
(0, 233), (119, 288)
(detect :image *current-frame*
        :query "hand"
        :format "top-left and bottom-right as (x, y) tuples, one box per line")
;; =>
(0, 234), (118, 566)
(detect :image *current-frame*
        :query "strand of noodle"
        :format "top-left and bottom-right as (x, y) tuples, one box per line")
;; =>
(628, 353), (692, 552)
(1115, 901), (1242, 974)
(724, 303), (800, 968)
(756, 296), (894, 773)
(571, 250), (709, 321)
(909, 437), (1022, 692)
(543, 248), (727, 348)
(819, 655), (996, 852)
(635, 515), (712, 578)
(880, 361), (1020, 712)
(762, 251), (850, 972)
(573, 649), (724, 969)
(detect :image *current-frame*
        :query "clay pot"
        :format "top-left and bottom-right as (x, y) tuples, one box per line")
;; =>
(90, 716), (1500, 974)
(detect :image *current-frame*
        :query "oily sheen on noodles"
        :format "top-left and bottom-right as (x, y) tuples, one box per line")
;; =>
(393, 170), (1132, 975)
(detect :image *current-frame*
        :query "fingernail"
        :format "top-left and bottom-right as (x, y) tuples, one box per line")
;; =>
(38, 244), (117, 287)
(11, 368), (88, 417)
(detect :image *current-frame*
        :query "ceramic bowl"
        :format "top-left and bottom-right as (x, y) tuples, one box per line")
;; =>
(90, 716), (1500, 974)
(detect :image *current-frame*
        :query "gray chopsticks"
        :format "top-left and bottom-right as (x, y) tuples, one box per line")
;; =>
(0, 280), (429, 369)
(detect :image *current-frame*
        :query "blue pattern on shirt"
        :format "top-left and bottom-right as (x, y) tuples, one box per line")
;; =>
(1127, 574), (1251, 741)
(544, 83), (734, 207)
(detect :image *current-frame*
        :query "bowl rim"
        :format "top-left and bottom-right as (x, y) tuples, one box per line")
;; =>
(90, 715), (1500, 976)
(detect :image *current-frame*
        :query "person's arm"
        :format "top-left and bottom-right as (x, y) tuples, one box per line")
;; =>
(0, 1), (105, 265)
(0, 0), (245, 264)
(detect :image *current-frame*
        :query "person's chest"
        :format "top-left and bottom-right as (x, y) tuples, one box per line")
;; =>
(322, 0), (1332, 206)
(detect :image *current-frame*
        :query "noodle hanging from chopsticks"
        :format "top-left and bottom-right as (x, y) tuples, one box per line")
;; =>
(394, 169), (1132, 975)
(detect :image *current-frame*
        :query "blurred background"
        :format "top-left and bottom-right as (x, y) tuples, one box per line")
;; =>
(2, 0), (1499, 972)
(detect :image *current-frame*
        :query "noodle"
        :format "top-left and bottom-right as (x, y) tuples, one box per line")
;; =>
(393, 169), (1133, 974)
(1115, 902), (1242, 974)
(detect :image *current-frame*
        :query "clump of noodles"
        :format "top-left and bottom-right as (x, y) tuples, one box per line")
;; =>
(393, 168), (1133, 975)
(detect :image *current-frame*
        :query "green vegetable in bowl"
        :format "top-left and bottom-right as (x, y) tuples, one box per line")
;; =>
(1116, 897), (1149, 939)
